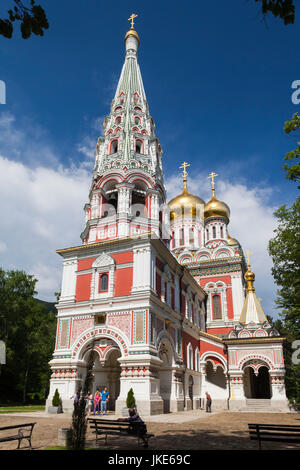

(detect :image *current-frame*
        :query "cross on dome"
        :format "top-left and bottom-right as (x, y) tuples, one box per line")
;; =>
(208, 171), (218, 193)
(179, 162), (190, 190)
(128, 13), (138, 29)
(245, 249), (252, 267)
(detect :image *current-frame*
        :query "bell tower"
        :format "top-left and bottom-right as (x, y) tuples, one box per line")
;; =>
(81, 16), (166, 245)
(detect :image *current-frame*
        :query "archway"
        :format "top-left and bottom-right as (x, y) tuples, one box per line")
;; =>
(243, 365), (271, 399)
(82, 339), (122, 411)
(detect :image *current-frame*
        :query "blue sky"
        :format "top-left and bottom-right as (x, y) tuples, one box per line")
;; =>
(0, 1), (299, 315)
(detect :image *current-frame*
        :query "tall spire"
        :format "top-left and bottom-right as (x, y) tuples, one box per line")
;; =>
(81, 16), (166, 244)
(239, 253), (268, 324)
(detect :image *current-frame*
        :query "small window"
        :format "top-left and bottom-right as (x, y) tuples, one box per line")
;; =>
(171, 231), (175, 248)
(179, 228), (184, 246)
(135, 140), (142, 154)
(212, 294), (222, 320)
(206, 229), (209, 241)
(220, 226), (224, 238)
(110, 140), (118, 154)
(212, 226), (216, 239)
(134, 117), (140, 125)
(115, 116), (121, 125)
(99, 273), (109, 292)
(95, 314), (106, 325)
(189, 228), (194, 245)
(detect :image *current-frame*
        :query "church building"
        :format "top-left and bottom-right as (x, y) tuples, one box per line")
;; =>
(46, 17), (288, 415)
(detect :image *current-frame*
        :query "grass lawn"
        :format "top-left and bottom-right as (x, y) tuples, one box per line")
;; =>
(0, 405), (45, 413)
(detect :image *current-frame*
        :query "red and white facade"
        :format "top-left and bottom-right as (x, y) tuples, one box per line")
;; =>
(47, 25), (288, 414)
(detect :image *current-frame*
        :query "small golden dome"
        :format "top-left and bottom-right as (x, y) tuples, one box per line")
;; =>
(204, 192), (230, 220)
(125, 28), (140, 45)
(227, 233), (239, 246)
(244, 266), (255, 292)
(168, 187), (204, 221)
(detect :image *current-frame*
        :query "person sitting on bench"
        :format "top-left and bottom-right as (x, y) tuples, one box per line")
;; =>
(117, 408), (148, 447)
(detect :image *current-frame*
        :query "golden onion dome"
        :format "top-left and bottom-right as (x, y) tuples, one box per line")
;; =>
(227, 233), (239, 246)
(125, 27), (140, 45)
(168, 187), (204, 221)
(204, 191), (230, 220)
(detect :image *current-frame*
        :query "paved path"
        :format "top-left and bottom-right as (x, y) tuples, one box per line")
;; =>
(0, 409), (218, 423)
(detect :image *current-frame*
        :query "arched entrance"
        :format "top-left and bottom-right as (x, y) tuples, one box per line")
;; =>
(82, 339), (122, 411)
(243, 363), (271, 399)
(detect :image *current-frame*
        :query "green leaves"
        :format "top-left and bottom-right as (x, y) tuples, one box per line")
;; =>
(283, 113), (300, 188)
(0, 1), (49, 40)
(268, 198), (300, 334)
(0, 268), (56, 403)
(256, 0), (296, 25)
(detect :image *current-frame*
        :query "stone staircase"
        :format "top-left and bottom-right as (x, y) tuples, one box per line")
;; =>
(245, 399), (272, 411)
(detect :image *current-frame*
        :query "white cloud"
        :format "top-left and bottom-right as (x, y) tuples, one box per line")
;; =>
(0, 155), (90, 301)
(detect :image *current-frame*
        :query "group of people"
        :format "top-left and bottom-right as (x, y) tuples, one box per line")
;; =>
(71, 386), (110, 416)
(87, 387), (110, 416)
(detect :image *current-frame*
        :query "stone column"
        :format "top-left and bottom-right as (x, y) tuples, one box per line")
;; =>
(228, 372), (245, 410)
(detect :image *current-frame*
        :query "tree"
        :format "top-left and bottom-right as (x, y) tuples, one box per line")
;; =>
(255, 0), (295, 25)
(0, 268), (56, 403)
(0, 0), (48, 39)
(268, 199), (300, 335)
(71, 350), (95, 450)
(283, 112), (300, 187)
(268, 114), (300, 402)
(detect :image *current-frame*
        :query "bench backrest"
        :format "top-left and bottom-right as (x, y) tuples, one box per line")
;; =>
(0, 423), (36, 432)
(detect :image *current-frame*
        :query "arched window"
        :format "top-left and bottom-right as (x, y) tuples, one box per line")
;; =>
(212, 226), (216, 239)
(206, 229), (209, 241)
(189, 228), (194, 245)
(220, 226), (224, 238)
(110, 139), (118, 154)
(99, 273), (109, 292)
(134, 116), (140, 125)
(179, 228), (184, 246)
(171, 231), (175, 248)
(115, 116), (121, 125)
(212, 294), (222, 319)
(135, 140), (143, 154)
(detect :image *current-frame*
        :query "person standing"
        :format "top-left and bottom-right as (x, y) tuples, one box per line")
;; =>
(86, 391), (93, 416)
(93, 390), (101, 415)
(100, 387), (109, 415)
(205, 392), (212, 412)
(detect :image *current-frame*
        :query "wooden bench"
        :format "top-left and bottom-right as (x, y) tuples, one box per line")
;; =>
(88, 418), (154, 448)
(248, 423), (300, 450)
(0, 422), (36, 450)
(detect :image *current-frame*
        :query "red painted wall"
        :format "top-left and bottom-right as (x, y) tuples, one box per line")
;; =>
(114, 267), (133, 296)
(76, 274), (92, 302)
(226, 288), (234, 320)
(77, 257), (97, 271)
(112, 251), (133, 264)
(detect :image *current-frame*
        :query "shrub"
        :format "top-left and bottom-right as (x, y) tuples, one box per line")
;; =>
(126, 388), (136, 409)
(52, 389), (61, 407)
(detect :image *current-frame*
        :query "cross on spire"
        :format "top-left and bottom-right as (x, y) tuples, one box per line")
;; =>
(208, 171), (218, 191)
(179, 162), (190, 189)
(128, 13), (138, 29)
(245, 249), (252, 267)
